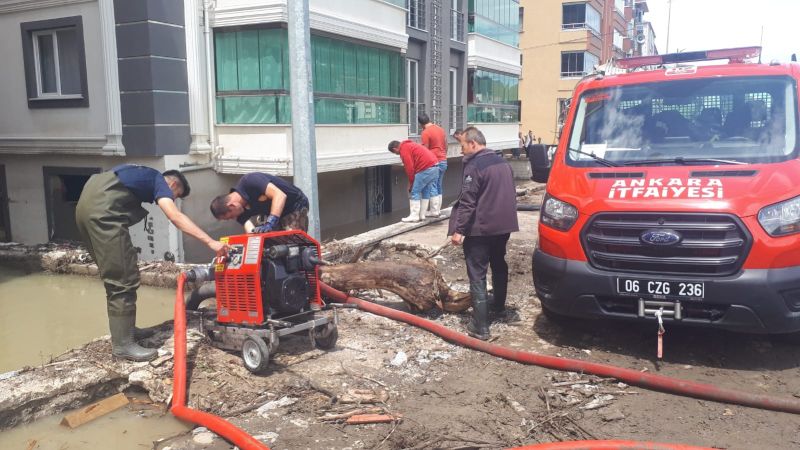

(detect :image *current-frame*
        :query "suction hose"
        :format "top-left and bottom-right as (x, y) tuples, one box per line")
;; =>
(319, 282), (800, 415)
(172, 272), (270, 450)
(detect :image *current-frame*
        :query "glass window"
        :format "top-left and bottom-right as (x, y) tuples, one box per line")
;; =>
(561, 51), (597, 78)
(562, 3), (599, 34)
(214, 28), (405, 124)
(467, 68), (519, 123)
(566, 77), (798, 167)
(468, 0), (519, 47)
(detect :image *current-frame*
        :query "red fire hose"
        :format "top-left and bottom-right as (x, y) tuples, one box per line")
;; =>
(169, 272), (798, 450)
(319, 282), (800, 415)
(171, 273), (270, 450)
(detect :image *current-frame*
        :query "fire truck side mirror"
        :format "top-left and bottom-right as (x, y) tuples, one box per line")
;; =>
(529, 144), (551, 183)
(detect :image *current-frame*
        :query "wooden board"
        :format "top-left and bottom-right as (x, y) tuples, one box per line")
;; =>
(345, 413), (402, 425)
(60, 393), (129, 428)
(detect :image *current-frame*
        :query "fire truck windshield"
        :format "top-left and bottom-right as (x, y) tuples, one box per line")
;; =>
(566, 76), (798, 167)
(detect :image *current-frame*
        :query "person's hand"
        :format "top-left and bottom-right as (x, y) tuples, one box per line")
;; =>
(209, 240), (230, 258)
(450, 232), (464, 246)
(252, 214), (280, 234)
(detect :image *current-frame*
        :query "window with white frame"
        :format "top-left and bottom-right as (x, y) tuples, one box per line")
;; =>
(449, 67), (460, 132)
(561, 51), (598, 78)
(562, 3), (600, 34)
(408, 0), (426, 30)
(613, 29), (624, 51)
(21, 16), (88, 108)
(615, 0), (625, 14)
(407, 59), (423, 134)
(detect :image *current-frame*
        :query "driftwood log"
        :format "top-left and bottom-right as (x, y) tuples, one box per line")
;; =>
(320, 260), (471, 312)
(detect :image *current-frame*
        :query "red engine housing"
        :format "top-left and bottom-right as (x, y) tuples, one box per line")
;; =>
(213, 230), (323, 325)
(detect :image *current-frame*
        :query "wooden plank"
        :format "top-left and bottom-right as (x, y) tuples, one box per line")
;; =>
(345, 413), (402, 425)
(60, 393), (129, 428)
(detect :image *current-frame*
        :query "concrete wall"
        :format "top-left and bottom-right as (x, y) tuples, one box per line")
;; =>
(0, 2), (108, 140)
(0, 154), (167, 245)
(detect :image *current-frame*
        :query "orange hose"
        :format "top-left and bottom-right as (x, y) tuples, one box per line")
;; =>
(171, 272), (269, 450)
(319, 282), (800, 414)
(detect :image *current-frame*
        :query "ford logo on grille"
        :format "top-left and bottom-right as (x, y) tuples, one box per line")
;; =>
(640, 229), (682, 246)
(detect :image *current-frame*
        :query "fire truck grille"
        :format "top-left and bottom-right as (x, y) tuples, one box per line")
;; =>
(581, 213), (752, 276)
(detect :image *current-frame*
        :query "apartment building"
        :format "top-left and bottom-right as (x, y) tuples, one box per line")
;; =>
(0, 0), (520, 262)
(628, 0), (656, 57)
(466, 0), (522, 150)
(518, 0), (636, 145)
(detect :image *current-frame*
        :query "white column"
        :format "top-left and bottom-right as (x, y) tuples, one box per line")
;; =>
(98, 0), (124, 155)
(185, 0), (212, 153)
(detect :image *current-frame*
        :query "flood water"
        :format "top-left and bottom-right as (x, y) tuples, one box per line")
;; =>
(0, 268), (175, 372)
(0, 268), (191, 448)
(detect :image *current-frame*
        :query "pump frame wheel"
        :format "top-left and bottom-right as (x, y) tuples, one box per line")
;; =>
(311, 323), (338, 350)
(241, 335), (271, 373)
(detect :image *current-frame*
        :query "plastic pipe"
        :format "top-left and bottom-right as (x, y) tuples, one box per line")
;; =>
(319, 282), (800, 415)
(171, 273), (269, 450)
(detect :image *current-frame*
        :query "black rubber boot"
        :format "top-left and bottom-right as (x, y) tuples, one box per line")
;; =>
(110, 314), (157, 362)
(133, 327), (156, 340)
(466, 280), (490, 341)
(490, 271), (508, 314)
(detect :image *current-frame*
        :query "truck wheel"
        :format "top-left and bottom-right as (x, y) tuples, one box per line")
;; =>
(242, 335), (270, 373)
(312, 323), (338, 350)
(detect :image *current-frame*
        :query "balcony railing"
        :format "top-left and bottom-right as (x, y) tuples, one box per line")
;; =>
(450, 9), (464, 42)
(408, 102), (426, 135)
(449, 104), (464, 133)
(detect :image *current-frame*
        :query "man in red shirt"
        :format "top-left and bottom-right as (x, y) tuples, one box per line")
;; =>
(418, 113), (448, 217)
(388, 139), (439, 222)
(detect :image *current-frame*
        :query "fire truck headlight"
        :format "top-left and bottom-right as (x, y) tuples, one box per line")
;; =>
(758, 196), (800, 237)
(541, 194), (579, 231)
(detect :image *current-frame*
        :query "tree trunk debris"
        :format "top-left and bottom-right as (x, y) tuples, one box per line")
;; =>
(320, 260), (471, 312)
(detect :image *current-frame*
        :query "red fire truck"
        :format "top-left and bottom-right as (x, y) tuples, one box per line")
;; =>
(531, 47), (800, 336)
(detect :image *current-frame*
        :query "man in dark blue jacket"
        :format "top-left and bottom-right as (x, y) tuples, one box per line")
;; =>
(448, 127), (519, 340)
(210, 172), (310, 233)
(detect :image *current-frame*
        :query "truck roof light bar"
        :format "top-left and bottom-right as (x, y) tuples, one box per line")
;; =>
(617, 46), (762, 69)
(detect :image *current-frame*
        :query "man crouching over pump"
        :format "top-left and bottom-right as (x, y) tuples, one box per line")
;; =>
(210, 172), (310, 233)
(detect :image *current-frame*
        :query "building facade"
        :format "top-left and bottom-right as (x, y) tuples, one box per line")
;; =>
(0, 0), (521, 262)
(519, 0), (649, 146)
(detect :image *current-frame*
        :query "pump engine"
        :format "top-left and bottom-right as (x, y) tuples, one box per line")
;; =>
(189, 230), (337, 373)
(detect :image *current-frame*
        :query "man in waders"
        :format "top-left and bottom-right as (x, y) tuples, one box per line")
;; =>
(76, 165), (229, 361)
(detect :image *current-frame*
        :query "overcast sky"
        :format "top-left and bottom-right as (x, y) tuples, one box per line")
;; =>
(645, 0), (800, 64)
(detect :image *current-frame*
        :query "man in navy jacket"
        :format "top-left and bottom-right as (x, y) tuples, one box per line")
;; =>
(448, 127), (519, 340)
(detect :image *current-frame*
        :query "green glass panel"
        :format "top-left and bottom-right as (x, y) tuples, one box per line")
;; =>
(356, 50), (369, 95)
(378, 52), (389, 97)
(343, 44), (358, 95)
(330, 41), (345, 94)
(236, 30), (260, 90)
(368, 48), (380, 97)
(216, 95), (292, 124)
(259, 29), (284, 90)
(215, 32), (239, 91)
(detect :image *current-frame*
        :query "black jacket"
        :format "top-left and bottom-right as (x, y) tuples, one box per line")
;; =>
(448, 148), (519, 237)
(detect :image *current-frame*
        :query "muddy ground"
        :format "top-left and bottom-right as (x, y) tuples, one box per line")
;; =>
(5, 182), (800, 449)
(153, 184), (800, 450)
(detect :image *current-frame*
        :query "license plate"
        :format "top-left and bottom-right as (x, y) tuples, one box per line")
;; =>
(616, 278), (704, 300)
